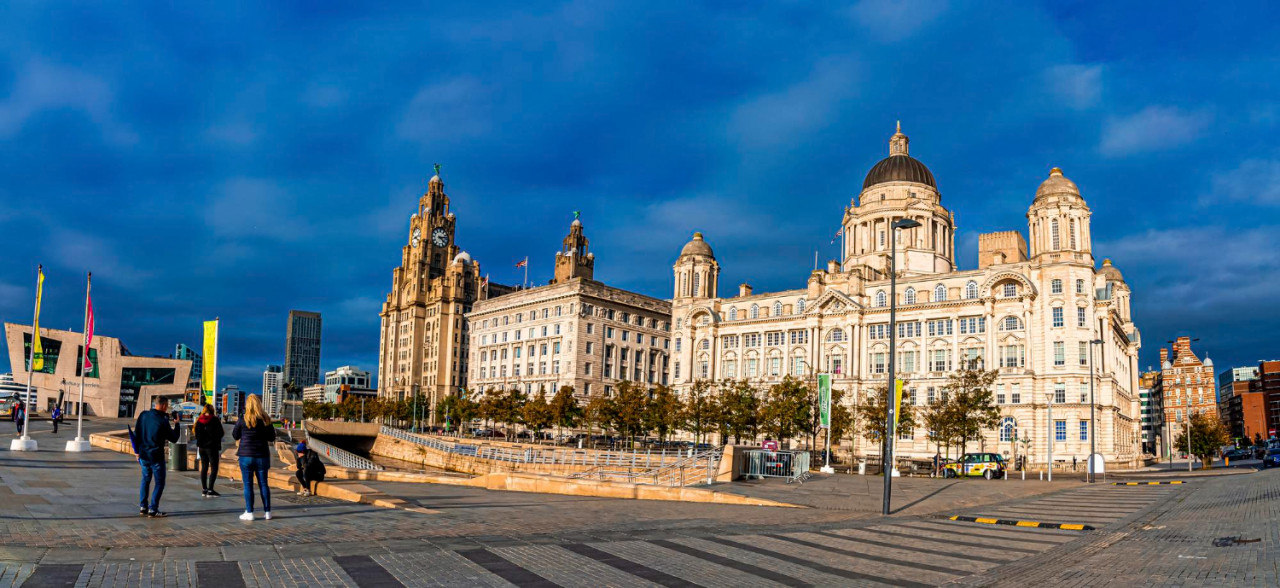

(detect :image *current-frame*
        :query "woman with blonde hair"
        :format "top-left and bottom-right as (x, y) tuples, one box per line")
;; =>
(232, 394), (276, 520)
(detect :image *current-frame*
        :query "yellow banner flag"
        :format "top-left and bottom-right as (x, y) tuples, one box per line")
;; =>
(892, 379), (904, 429)
(31, 268), (45, 372)
(201, 320), (218, 406)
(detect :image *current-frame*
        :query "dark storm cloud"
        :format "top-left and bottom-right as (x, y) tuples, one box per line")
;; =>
(2, 1), (1279, 390)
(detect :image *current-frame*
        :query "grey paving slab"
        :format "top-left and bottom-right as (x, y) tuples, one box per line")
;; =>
(592, 540), (793, 588)
(240, 557), (356, 588)
(491, 544), (662, 588)
(372, 550), (514, 588)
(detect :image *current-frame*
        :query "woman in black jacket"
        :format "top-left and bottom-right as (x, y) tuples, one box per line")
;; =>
(194, 404), (224, 497)
(231, 394), (276, 521)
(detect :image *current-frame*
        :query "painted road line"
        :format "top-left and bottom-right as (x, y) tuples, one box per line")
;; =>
(1112, 481), (1184, 485)
(948, 515), (1095, 531)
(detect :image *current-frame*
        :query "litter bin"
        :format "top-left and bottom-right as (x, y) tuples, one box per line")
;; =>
(168, 441), (187, 472)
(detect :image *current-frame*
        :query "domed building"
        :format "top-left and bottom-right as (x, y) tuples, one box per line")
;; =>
(670, 124), (1144, 469)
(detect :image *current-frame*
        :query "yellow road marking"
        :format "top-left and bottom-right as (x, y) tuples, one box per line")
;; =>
(1015, 521), (1040, 527)
(975, 517), (999, 524)
(1060, 524), (1085, 531)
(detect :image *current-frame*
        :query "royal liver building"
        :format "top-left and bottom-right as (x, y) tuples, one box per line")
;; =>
(670, 125), (1143, 468)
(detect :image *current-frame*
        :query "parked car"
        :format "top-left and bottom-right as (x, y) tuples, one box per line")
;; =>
(943, 453), (1007, 479)
(1261, 448), (1280, 469)
(1223, 448), (1249, 460)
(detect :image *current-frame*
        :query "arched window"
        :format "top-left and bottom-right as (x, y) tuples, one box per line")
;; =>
(1051, 279), (1062, 294)
(700, 339), (710, 350)
(1051, 218), (1060, 249)
(796, 299), (805, 313)
(679, 273), (687, 297)
(826, 329), (846, 342)
(729, 307), (737, 321)
(1070, 219), (1078, 249)
(1000, 316), (1023, 331)
(965, 281), (978, 299)
(692, 272), (701, 297)
(773, 301), (782, 316)
(904, 288), (916, 305)
(875, 291), (887, 307)
(1076, 279), (1085, 294)
(999, 417), (1017, 442)
(1002, 283), (1017, 297)
(750, 304), (759, 319)
(934, 284), (946, 301)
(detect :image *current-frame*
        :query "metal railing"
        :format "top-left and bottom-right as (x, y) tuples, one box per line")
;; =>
(306, 434), (383, 471)
(741, 450), (811, 483)
(570, 448), (722, 487)
(380, 426), (702, 469)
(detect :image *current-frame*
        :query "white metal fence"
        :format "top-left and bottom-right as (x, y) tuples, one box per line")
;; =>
(380, 425), (707, 470)
(569, 448), (722, 487)
(741, 450), (810, 483)
(305, 434), (383, 471)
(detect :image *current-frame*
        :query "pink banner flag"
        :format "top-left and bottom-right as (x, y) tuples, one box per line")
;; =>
(83, 283), (94, 371)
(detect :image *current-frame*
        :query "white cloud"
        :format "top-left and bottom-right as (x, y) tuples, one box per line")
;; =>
(0, 59), (135, 144)
(729, 57), (861, 148)
(1099, 106), (1212, 156)
(1210, 159), (1280, 205)
(847, 0), (948, 42)
(1043, 64), (1102, 110)
(397, 77), (493, 140)
(1098, 225), (1280, 312)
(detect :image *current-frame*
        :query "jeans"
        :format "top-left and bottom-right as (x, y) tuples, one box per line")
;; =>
(238, 456), (271, 513)
(199, 448), (220, 492)
(138, 459), (166, 512)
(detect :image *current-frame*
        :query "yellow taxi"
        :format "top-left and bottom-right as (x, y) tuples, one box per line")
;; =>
(942, 452), (1006, 480)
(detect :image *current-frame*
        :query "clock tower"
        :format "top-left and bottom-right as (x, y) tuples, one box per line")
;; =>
(378, 167), (512, 421)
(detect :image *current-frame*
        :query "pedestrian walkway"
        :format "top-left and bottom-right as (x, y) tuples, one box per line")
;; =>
(947, 481), (1185, 531)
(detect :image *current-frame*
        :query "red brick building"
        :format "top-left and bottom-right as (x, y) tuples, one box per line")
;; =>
(1255, 361), (1280, 440)
(1157, 337), (1216, 448)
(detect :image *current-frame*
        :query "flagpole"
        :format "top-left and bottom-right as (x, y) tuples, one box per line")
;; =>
(67, 273), (92, 452)
(523, 257), (528, 289)
(841, 227), (846, 271)
(14, 265), (41, 451)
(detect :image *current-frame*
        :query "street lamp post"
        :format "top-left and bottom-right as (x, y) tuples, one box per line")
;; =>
(1046, 391), (1055, 482)
(1087, 338), (1104, 482)
(883, 217), (921, 516)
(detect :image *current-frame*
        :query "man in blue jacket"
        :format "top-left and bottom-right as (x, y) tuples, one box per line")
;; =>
(134, 397), (180, 517)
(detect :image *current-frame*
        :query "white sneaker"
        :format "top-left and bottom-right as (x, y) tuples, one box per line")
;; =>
(264, 511), (272, 520)
(239, 512), (254, 521)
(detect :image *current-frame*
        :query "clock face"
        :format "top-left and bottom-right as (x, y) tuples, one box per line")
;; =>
(411, 228), (421, 248)
(432, 227), (448, 247)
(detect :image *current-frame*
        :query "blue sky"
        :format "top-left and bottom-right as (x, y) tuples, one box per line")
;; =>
(2, 1), (1278, 392)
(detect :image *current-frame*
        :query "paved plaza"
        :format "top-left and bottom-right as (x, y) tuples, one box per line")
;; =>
(0, 421), (1275, 586)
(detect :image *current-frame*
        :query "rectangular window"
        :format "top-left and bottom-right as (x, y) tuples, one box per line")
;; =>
(725, 360), (737, 378)
(962, 348), (983, 370)
(958, 316), (986, 334)
(997, 386), (1006, 404)
(873, 353), (886, 374)
(927, 387), (936, 405)
(554, 342), (561, 354)
(766, 332), (784, 346)
(869, 324), (889, 340)
(1054, 383), (1066, 404)
(900, 351), (916, 373)
(1080, 383), (1088, 403)
(789, 330), (809, 345)
(897, 322), (921, 338)
(1079, 420), (1088, 441)
(1077, 307), (1086, 327)
(606, 327), (615, 339)
(699, 361), (709, 379)
(769, 357), (781, 376)
(1055, 420), (1066, 441)
(1011, 384), (1021, 404)
(586, 323), (594, 335)
(927, 319), (953, 337)
(621, 330), (629, 342)
(830, 358), (843, 375)
(747, 358), (758, 377)
(930, 349), (950, 372)
(1052, 307), (1064, 328)
(674, 338), (681, 352)
(1054, 341), (1065, 366)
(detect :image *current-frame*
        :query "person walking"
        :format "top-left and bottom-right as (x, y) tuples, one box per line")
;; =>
(232, 394), (276, 521)
(194, 404), (224, 498)
(933, 452), (942, 478)
(134, 397), (180, 517)
(13, 399), (24, 436)
(1072, 456), (1078, 472)
(51, 405), (62, 434)
(293, 442), (326, 497)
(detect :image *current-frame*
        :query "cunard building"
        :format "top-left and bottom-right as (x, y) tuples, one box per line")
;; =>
(670, 125), (1144, 468)
(377, 169), (514, 419)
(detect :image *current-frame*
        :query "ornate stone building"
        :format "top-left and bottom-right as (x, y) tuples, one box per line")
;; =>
(1154, 336), (1216, 451)
(377, 170), (515, 419)
(468, 217), (672, 401)
(670, 125), (1144, 468)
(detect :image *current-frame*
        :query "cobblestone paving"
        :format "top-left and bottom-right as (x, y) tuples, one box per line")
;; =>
(3, 423), (1271, 586)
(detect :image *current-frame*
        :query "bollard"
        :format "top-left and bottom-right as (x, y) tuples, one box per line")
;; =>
(1039, 471), (1043, 481)
(167, 441), (187, 472)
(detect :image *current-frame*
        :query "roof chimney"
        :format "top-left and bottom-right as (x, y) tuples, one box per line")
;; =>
(739, 283), (752, 297)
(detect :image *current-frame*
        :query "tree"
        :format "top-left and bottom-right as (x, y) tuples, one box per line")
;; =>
(548, 386), (583, 442)
(302, 399), (325, 420)
(497, 388), (529, 440)
(856, 384), (916, 447)
(646, 384), (684, 442)
(825, 388), (852, 466)
(522, 388), (554, 442)
(584, 394), (615, 440)
(760, 376), (810, 445)
(921, 395), (961, 460)
(717, 380), (760, 445)
(436, 392), (477, 433)
(681, 380), (718, 444)
(612, 381), (649, 445)
(943, 367), (1002, 460)
(1175, 411), (1231, 468)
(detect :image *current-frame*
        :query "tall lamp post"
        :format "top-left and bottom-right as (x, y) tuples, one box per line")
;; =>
(883, 217), (921, 516)
(1087, 338), (1104, 482)
(1046, 391), (1055, 482)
